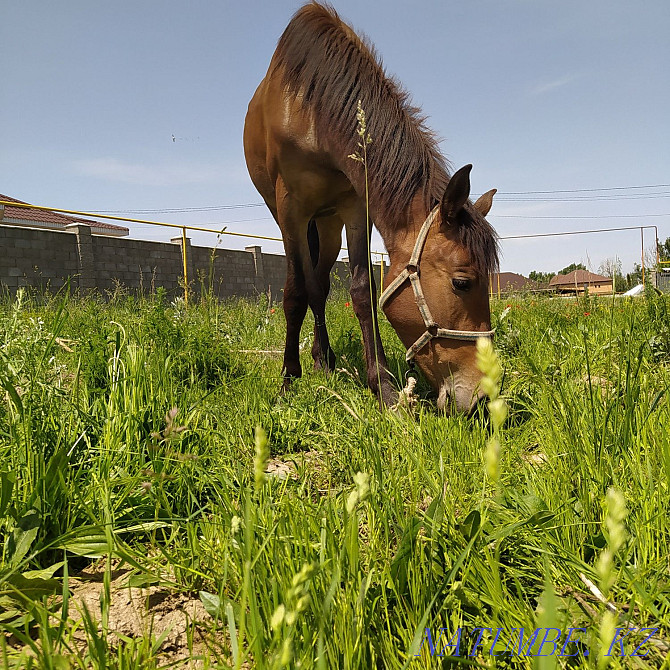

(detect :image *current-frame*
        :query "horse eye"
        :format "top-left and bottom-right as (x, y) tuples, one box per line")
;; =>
(452, 278), (471, 292)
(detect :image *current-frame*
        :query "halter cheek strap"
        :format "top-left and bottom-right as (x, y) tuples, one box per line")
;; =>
(378, 206), (494, 363)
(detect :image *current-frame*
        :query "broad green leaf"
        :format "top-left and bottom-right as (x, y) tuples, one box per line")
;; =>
(0, 601), (30, 626)
(2, 574), (61, 601)
(115, 521), (171, 534)
(8, 509), (40, 567)
(527, 510), (556, 527)
(127, 574), (162, 588)
(50, 655), (72, 670)
(0, 375), (23, 415)
(226, 600), (239, 665)
(21, 561), (65, 580)
(456, 509), (481, 541)
(0, 470), (15, 518)
(59, 533), (112, 557)
(199, 590), (222, 618)
(423, 494), (444, 540)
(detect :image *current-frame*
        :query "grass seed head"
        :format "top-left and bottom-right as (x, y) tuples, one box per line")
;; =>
(476, 337), (502, 400)
(484, 437), (500, 483)
(476, 338), (506, 484)
(488, 398), (507, 431)
(231, 515), (242, 535)
(348, 100), (373, 163)
(604, 487), (627, 553)
(290, 562), (316, 591)
(254, 425), (270, 490)
(346, 471), (371, 514)
(597, 487), (627, 595)
(270, 604), (285, 631)
(598, 610), (617, 669)
(279, 638), (293, 666)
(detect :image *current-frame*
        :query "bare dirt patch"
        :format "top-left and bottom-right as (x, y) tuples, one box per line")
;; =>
(63, 562), (229, 667)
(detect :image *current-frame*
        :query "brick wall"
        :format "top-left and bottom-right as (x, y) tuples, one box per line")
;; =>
(1, 223), (386, 300)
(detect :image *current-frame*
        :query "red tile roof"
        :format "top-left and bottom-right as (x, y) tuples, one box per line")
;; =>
(0, 194), (129, 236)
(549, 269), (611, 287)
(492, 272), (531, 291)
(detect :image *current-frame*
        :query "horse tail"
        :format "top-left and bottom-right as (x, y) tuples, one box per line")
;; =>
(307, 219), (320, 269)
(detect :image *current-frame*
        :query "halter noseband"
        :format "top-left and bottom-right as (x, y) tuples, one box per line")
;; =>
(378, 205), (494, 363)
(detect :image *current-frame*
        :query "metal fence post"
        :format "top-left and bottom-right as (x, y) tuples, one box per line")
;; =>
(171, 232), (192, 304)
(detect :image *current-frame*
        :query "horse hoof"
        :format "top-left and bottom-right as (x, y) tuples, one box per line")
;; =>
(280, 377), (296, 396)
(313, 354), (336, 373)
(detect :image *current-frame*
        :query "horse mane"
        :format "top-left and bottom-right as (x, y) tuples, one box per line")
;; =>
(271, 2), (498, 275)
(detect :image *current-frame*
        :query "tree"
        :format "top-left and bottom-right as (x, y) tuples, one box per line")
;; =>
(558, 262), (586, 275)
(598, 257), (626, 292)
(627, 263), (643, 288)
(598, 257), (621, 278)
(657, 237), (670, 263)
(528, 270), (554, 284)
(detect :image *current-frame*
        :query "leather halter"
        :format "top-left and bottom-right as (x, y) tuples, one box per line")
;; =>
(378, 205), (494, 363)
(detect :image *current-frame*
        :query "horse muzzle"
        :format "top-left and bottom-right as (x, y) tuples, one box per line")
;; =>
(437, 378), (486, 415)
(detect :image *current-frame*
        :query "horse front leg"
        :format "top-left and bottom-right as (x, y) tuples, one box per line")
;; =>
(278, 194), (335, 391)
(281, 249), (309, 391)
(275, 185), (312, 392)
(345, 214), (396, 407)
(308, 217), (342, 372)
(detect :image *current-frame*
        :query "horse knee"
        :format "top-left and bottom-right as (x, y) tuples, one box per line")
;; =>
(349, 274), (376, 313)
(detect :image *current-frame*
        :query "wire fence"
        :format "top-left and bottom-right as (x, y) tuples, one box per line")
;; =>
(0, 200), (663, 301)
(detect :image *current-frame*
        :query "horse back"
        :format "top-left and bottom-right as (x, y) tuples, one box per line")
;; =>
(244, 64), (355, 219)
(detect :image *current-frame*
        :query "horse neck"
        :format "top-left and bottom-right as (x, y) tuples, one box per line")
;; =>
(373, 191), (433, 270)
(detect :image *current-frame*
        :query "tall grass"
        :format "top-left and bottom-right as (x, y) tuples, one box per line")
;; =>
(0, 288), (668, 668)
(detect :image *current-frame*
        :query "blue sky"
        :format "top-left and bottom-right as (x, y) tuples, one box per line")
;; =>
(1, 1), (668, 275)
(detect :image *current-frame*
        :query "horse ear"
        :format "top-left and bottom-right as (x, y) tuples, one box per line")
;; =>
(442, 164), (472, 220)
(473, 188), (497, 217)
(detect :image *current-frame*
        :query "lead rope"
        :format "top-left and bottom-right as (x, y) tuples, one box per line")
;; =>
(393, 360), (419, 413)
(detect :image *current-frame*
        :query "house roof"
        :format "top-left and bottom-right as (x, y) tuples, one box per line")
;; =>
(0, 194), (129, 236)
(492, 272), (530, 291)
(549, 269), (611, 287)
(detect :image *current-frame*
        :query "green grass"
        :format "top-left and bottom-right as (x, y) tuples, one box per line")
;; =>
(0, 286), (669, 669)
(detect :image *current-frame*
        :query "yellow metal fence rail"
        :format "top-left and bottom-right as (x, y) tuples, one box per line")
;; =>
(2, 200), (662, 301)
(0, 200), (389, 303)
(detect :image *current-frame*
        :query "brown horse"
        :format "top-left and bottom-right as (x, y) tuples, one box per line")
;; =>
(244, 2), (499, 412)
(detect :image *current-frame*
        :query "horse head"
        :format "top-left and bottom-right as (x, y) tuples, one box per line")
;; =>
(381, 165), (499, 413)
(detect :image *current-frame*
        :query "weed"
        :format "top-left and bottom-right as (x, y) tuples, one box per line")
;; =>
(0, 293), (669, 667)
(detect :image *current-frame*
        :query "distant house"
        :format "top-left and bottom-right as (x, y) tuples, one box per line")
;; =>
(0, 194), (128, 237)
(549, 269), (613, 295)
(489, 272), (545, 294)
(492, 272), (526, 292)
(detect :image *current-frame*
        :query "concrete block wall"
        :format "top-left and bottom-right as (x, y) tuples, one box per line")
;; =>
(191, 246), (258, 299)
(0, 225), (79, 291)
(0, 223), (388, 301)
(91, 235), (184, 295)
